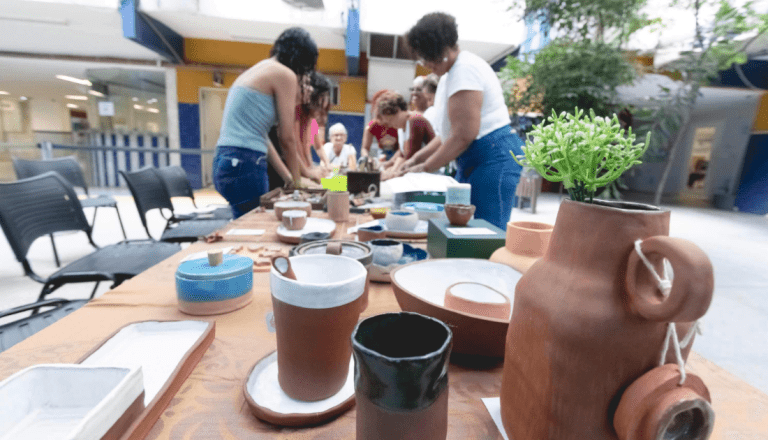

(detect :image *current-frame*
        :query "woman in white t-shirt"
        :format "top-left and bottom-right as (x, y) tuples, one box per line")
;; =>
(322, 123), (357, 169)
(402, 12), (524, 229)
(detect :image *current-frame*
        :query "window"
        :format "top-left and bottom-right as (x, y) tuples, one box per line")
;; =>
(368, 33), (413, 61)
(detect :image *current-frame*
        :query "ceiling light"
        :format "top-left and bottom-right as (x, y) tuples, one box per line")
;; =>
(88, 90), (105, 97)
(146, 108), (160, 113)
(147, 98), (158, 104)
(19, 96), (28, 101)
(66, 103), (79, 109)
(0, 91), (8, 95)
(134, 104), (144, 110)
(65, 95), (88, 101)
(132, 97), (139, 101)
(56, 75), (92, 86)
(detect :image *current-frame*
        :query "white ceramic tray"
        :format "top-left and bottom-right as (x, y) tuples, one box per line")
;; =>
(244, 351), (355, 427)
(79, 320), (215, 440)
(276, 218), (337, 244)
(0, 364), (144, 440)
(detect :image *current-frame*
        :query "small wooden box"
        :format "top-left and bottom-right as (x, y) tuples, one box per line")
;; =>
(427, 218), (506, 259)
(346, 171), (381, 196)
(259, 188), (327, 210)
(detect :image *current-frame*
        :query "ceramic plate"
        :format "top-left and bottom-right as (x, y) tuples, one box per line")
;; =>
(244, 351), (355, 427)
(401, 202), (446, 221)
(367, 243), (429, 283)
(390, 259), (522, 357)
(276, 218), (337, 244)
(384, 220), (429, 239)
(79, 321), (215, 439)
(0, 364), (144, 440)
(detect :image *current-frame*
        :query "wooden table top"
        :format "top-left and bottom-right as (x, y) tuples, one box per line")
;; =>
(0, 210), (766, 439)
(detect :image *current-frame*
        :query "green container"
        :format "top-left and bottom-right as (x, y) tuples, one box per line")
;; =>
(427, 218), (506, 259)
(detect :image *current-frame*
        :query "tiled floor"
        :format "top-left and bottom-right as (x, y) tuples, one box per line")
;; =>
(1, 189), (766, 395)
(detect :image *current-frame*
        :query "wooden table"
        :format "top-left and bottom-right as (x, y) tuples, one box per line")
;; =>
(1, 211), (766, 439)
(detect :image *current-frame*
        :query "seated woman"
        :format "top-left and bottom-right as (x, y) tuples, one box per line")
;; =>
(375, 91), (435, 178)
(322, 123), (357, 169)
(361, 89), (400, 161)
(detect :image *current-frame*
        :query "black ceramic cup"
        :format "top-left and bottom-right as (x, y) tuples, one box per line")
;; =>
(351, 312), (452, 440)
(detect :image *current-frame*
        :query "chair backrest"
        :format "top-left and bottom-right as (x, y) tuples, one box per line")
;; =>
(120, 167), (174, 236)
(0, 172), (90, 265)
(155, 165), (195, 201)
(12, 156), (89, 194)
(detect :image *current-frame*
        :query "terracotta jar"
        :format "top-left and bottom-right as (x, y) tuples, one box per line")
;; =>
(327, 191), (350, 222)
(489, 221), (553, 273)
(500, 199), (714, 440)
(352, 312), (452, 440)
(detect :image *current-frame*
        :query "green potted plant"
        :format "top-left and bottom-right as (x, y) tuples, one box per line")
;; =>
(499, 108), (715, 440)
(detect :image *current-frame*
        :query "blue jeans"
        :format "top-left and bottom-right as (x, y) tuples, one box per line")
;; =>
(455, 126), (524, 230)
(213, 146), (268, 219)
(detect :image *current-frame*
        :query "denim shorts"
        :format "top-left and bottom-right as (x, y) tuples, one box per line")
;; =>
(213, 146), (268, 219)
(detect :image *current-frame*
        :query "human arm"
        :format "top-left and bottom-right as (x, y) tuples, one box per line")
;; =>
(346, 145), (357, 170)
(417, 90), (482, 173)
(404, 135), (441, 168)
(314, 129), (331, 168)
(360, 125), (373, 157)
(267, 141), (293, 184)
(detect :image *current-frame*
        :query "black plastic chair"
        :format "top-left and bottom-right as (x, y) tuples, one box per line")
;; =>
(0, 298), (88, 353)
(155, 165), (232, 220)
(0, 172), (181, 305)
(120, 167), (229, 243)
(12, 156), (127, 266)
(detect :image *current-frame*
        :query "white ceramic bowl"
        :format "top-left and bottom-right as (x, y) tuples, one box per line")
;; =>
(385, 210), (419, 231)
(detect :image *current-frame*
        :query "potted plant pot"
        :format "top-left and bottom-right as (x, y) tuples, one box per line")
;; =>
(499, 199), (715, 440)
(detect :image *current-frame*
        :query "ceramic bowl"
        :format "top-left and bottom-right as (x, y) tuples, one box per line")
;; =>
(370, 239), (404, 267)
(385, 210), (419, 232)
(282, 210), (308, 231)
(444, 282), (511, 320)
(357, 225), (387, 242)
(367, 243), (429, 283)
(290, 240), (373, 267)
(444, 204), (476, 227)
(274, 201), (312, 221)
(370, 208), (389, 220)
(401, 202), (446, 221)
(390, 259), (522, 357)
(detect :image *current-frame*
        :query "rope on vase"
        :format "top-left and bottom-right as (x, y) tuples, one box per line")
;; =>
(634, 239), (702, 385)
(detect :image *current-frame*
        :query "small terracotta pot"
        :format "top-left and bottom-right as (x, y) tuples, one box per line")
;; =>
(489, 221), (553, 273)
(614, 364), (714, 440)
(444, 282), (511, 320)
(358, 225), (387, 242)
(444, 204), (475, 226)
(270, 255), (367, 401)
(370, 208), (388, 220)
(352, 312), (452, 440)
(327, 191), (350, 222)
(274, 201), (312, 221)
(281, 210), (307, 231)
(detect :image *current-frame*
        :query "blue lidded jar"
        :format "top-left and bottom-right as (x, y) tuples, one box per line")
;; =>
(175, 253), (253, 315)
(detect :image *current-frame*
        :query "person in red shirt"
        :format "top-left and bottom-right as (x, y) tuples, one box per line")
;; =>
(375, 91), (435, 179)
(361, 89), (400, 161)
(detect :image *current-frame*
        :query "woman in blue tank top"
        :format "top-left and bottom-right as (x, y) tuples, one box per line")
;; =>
(213, 27), (318, 218)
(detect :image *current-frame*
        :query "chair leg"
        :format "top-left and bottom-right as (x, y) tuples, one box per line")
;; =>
(33, 282), (54, 315)
(90, 206), (99, 227)
(50, 234), (61, 268)
(90, 281), (101, 299)
(114, 205), (127, 240)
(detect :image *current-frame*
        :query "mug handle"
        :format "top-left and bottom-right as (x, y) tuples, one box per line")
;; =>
(625, 236), (714, 322)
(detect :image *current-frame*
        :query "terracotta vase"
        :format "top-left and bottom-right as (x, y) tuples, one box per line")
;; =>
(489, 221), (553, 273)
(500, 199), (714, 440)
(327, 191), (350, 222)
(352, 312), (452, 440)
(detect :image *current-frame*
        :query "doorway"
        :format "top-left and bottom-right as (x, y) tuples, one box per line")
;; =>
(683, 126), (717, 199)
(199, 87), (229, 188)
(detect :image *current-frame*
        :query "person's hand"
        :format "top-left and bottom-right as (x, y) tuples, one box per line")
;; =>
(403, 163), (426, 174)
(307, 167), (325, 184)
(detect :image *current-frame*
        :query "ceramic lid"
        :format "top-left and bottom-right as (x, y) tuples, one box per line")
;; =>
(292, 240), (373, 266)
(177, 254), (253, 281)
(402, 202), (444, 212)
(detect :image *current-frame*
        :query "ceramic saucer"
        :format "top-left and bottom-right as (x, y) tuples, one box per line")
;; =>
(244, 351), (355, 427)
(276, 218), (337, 244)
(367, 243), (429, 283)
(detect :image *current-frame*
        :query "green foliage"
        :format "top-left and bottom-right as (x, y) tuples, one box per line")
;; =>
(499, 39), (637, 118)
(513, 107), (651, 203)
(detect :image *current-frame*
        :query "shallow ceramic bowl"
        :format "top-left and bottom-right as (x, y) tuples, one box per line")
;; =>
(401, 202), (446, 221)
(390, 259), (522, 357)
(385, 210), (419, 231)
(367, 243), (428, 283)
(274, 201), (312, 221)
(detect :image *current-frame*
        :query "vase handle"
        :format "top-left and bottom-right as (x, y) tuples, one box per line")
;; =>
(625, 236), (714, 322)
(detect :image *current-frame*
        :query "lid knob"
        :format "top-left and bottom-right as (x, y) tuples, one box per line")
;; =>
(207, 249), (224, 267)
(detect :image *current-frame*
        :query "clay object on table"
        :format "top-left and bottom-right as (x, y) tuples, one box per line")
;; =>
(370, 239), (404, 267)
(0, 364), (145, 440)
(367, 243), (428, 284)
(489, 221), (553, 273)
(390, 259), (520, 357)
(443, 204), (475, 226)
(274, 201), (312, 221)
(402, 202), (445, 221)
(370, 208), (388, 220)
(282, 210), (308, 231)
(444, 282), (511, 320)
(175, 254), (253, 315)
(270, 254), (367, 401)
(446, 183), (471, 205)
(327, 190), (350, 222)
(385, 210), (419, 231)
(500, 199), (714, 440)
(276, 218), (336, 244)
(357, 225), (387, 242)
(299, 232), (332, 244)
(352, 312), (452, 440)
(291, 239), (373, 267)
(243, 351), (356, 427)
(272, 256), (297, 280)
(614, 363), (714, 440)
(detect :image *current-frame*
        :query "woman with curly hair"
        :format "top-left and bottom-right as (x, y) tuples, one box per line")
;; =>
(375, 91), (435, 178)
(402, 12), (524, 229)
(213, 27), (317, 218)
(361, 89), (400, 161)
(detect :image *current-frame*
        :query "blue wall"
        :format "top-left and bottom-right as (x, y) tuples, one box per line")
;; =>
(328, 112), (365, 154)
(178, 103), (202, 189)
(736, 134), (768, 214)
